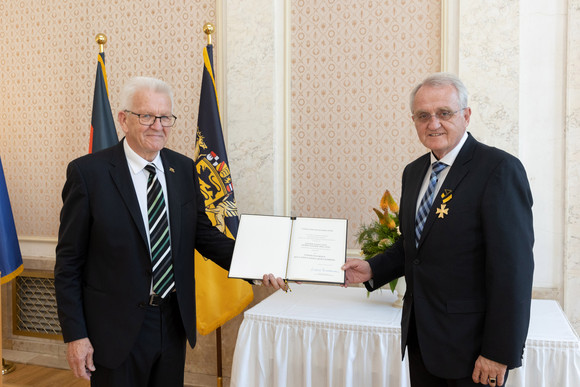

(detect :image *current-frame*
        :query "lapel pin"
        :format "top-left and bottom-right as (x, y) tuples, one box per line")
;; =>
(441, 189), (452, 203)
(436, 204), (449, 218)
(169, 168), (175, 173)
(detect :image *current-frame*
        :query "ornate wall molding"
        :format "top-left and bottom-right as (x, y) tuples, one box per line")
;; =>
(441, 0), (460, 73)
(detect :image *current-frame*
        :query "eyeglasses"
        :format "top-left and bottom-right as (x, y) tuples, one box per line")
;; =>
(124, 110), (177, 127)
(412, 108), (466, 123)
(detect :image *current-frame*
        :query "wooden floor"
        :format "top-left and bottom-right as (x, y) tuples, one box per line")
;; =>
(1, 362), (224, 386)
(2, 363), (88, 387)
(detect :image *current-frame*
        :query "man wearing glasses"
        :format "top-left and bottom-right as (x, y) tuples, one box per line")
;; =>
(343, 73), (534, 386)
(55, 77), (239, 386)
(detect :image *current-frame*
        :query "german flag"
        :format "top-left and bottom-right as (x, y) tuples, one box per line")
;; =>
(89, 52), (118, 153)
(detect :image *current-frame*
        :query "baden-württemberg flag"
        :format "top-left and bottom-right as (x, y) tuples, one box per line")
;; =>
(0, 156), (23, 284)
(194, 44), (253, 335)
(89, 52), (118, 153)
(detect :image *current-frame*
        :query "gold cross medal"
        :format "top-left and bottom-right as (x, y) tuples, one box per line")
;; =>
(437, 189), (452, 218)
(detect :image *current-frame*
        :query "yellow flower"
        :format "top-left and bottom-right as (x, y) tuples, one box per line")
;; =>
(373, 208), (387, 225)
(380, 190), (399, 213)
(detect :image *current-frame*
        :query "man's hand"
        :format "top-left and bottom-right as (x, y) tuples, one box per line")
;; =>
(341, 258), (372, 287)
(66, 338), (96, 380)
(472, 355), (507, 386)
(261, 274), (290, 292)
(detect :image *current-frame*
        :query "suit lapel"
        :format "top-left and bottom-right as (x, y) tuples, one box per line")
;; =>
(417, 134), (477, 248)
(108, 145), (184, 256)
(108, 141), (149, 247)
(160, 150), (181, 254)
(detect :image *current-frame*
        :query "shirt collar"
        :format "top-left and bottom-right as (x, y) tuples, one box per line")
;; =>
(430, 131), (468, 167)
(123, 140), (164, 175)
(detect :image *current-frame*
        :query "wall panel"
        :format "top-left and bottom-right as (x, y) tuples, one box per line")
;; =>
(290, 0), (441, 247)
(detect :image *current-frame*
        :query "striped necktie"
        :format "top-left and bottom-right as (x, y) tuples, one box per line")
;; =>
(414, 161), (447, 247)
(145, 163), (175, 298)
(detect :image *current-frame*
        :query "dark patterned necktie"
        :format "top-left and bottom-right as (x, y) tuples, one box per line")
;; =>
(145, 163), (175, 297)
(414, 161), (447, 247)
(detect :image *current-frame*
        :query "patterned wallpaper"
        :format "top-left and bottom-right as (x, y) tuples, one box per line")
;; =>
(1, 0), (440, 250)
(291, 0), (441, 247)
(0, 0), (216, 237)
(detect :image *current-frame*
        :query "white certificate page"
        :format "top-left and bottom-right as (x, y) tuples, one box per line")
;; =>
(228, 215), (293, 280)
(286, 217), (347, 284)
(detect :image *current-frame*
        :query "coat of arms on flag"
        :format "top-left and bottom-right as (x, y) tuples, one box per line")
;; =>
(195, 133), (238, 235)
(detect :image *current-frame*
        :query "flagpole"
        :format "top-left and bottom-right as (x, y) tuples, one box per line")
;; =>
(202, 22), (224, 387)
(1, 279), (16, 377)
(95, 33), (107, 53)
(204, 23), (213, 45)
(1, 270), (16, 375)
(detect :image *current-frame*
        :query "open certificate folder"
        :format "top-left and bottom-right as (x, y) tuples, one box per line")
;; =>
(228, 214), (348, 284)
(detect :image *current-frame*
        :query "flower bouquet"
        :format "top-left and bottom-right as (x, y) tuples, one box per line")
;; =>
(357, 189), (401, 292)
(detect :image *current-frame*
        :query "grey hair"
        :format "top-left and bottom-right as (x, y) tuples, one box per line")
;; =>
(119, 76), (174, 111)
(409, 72), (468, 113)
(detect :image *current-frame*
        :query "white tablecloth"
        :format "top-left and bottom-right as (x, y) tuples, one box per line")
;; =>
(231, 284), (580, 387)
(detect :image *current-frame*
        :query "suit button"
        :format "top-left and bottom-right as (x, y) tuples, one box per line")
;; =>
(413, 259), (420, 265)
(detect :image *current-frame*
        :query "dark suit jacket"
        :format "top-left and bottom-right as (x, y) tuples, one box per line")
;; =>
(54, 140), (235, 369)
(366, 133), (534, 379)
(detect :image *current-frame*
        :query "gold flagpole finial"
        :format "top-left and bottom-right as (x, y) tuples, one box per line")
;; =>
(95, 33), (107, 53)
(203, 23), (214, 45)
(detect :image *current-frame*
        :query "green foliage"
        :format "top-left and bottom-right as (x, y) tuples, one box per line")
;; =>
(356, 190), (402, 293)
(357, 218), (400, 259)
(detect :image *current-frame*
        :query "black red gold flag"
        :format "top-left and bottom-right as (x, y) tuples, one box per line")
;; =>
(89, 52), (118, 153)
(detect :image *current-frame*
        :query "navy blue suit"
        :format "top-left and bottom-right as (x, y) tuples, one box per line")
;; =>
(366, 133), (534, 379)
(55, 140), (235, 369)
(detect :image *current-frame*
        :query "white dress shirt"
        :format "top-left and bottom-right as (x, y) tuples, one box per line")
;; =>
(123, 140), (171, 294)
(415, 131), (468, 214)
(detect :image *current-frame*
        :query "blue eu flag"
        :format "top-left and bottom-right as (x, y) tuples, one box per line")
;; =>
(0, 156), (23, 284)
